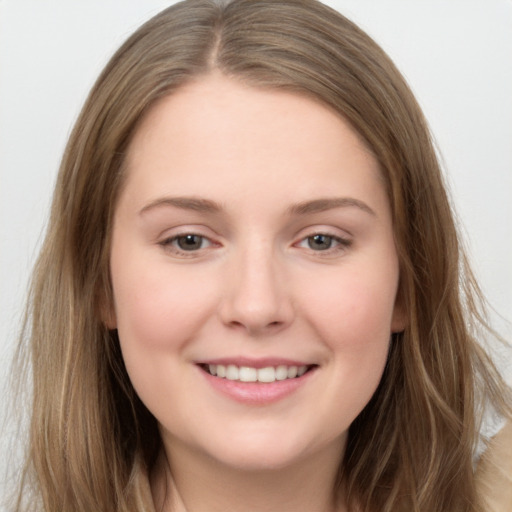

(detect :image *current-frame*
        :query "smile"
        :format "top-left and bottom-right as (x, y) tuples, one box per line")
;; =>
(197, 360), (318, 404)
(203, 364), (311, 383)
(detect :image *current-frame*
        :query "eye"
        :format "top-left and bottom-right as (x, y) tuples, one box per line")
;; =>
(174, 234), (208, 251)
(159, 233), (214, 254)
(306, 234), (335, 251)
(296, 233), (352, 253)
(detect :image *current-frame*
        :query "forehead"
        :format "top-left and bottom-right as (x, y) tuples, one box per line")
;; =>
(121, 73), (386, 215)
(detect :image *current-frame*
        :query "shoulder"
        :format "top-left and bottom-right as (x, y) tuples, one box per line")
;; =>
(475, 419), (512, 512)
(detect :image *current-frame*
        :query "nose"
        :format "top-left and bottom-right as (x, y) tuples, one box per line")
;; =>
(218, 244), (294, 336)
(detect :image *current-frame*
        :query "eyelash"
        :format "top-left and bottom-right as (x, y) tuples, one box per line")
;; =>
(295, 233), (352, 255)
(159, 233), (214, 257)
(158, 231), (352, 257)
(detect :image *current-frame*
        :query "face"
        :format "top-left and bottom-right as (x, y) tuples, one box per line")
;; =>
(108, 73), (405, 472)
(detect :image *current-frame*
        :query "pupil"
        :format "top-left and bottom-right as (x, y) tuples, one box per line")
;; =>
(309, 234), (332, 250)
(178, 235), (202, 250)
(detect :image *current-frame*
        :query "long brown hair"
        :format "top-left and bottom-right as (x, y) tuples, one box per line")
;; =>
(11, 1), (510, 510)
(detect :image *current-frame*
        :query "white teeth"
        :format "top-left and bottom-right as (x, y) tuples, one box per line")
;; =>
(226, 365), (239, 380)
(257, 366), (276, 383)
(206, 364), (311, 382)
(239, 366), (257, 382)
(275, 365), (288, 381)
(287, 366), (298, 378)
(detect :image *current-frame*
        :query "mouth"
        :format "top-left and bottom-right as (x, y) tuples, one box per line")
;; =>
(199, 363), (316, 383)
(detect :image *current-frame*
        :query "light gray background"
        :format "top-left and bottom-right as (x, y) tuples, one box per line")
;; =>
(1, 0), (511, 502)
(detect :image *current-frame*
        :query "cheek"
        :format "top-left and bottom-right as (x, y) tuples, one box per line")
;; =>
(306, 268), (399, 345)
(111, 257), (218, 353)
(300, 266), (397, 403)
(110, 262), (219, 416)
(318, 279), (395, 423)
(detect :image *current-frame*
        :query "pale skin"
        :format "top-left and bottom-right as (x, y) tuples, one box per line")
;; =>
(108, 73), (406, 512)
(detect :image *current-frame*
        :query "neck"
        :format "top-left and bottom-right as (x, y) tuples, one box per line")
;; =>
(151, 438), (347, 512)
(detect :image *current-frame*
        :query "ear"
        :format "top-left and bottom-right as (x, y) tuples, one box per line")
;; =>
(391, 288), (408, 333)
(97, 284), (117, 330)
(102, 305), (117, 330)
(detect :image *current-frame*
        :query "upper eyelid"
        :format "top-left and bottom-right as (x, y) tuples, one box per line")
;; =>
(295, 233), (351, 248)
(299, 232), (351, 242)
(156, 224), (219, 241)
(292, 224), (353, 241)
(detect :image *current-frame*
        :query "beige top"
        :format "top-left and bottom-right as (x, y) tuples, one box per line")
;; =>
(476, 419), (512, 512)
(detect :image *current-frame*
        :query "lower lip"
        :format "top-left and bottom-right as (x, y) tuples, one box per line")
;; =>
(199, 367), (315, 405)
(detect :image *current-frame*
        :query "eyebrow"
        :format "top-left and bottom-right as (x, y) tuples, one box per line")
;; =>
(139, 196), (223, 215)
(139, 195), (376, 217)
(288, 197), (376, 217)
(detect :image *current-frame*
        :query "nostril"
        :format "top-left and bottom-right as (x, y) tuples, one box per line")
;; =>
(227, 319), (282, 333)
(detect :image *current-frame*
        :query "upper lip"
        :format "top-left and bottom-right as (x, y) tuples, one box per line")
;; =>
(195, 357), (315, 369)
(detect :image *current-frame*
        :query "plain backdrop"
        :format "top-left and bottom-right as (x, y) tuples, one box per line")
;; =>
(1, 0), (511, 502)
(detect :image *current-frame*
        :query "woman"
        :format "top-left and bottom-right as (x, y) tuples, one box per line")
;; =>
(10, 1), (511, 510)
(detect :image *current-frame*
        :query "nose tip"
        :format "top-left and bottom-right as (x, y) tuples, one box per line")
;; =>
(218, 256), (294, 336)
(225, 309), (289, 337)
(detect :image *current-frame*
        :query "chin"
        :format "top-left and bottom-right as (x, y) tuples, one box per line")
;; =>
(197, 430), (344, 474)
(209, 452), (307, 473)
